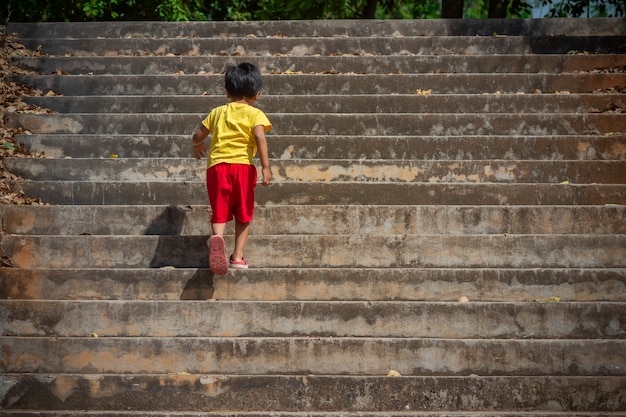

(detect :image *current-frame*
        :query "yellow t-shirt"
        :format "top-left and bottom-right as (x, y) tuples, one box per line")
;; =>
(201, 102), (272, 168)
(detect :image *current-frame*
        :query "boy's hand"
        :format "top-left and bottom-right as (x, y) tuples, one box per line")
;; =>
(192, 125), (210, 160)
(193, 142), (207, 160)
(261, 166), (272, 185)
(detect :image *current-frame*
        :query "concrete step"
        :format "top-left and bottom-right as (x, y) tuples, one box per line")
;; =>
(19, 92), (626, 114)
(9, 18), (626, 38)
(3, 234), (624, 269)
(2, 299), (624, 338)
(15, 134), (626, 160)
(17, 36), (626, 57)
(2, 267), (624, 302)
(4, 205), (625, 236)
(12, 71), (626, 94)
(3, 373), (624, 413)
(7, 112), (624, 135)
(14, 181), (626, 206)
(2, 336), (624, 375)
(5, 158), (625, 184)
(1, 413), (623, 417)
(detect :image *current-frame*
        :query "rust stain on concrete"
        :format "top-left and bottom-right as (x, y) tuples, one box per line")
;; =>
(50, 375), (80, 402)
(9, 238), (36, 268)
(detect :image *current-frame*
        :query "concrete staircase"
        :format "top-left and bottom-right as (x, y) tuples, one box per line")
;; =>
(1, 18), (626, 415)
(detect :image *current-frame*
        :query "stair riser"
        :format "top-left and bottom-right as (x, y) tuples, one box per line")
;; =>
(12, 72), (626, 93)
(2, 337), (624, 375)
(3, 268), (625, 302)
(10, 18), (626, 38)
(3, 235), (625, 269)
(15, 182), (626, 205)
(16, 134), (626, 160)
(20, 93), (626, 114)
(6, 158), (625, 184)
(19, 36), (626, 57)
(4, 205), (624, 235)
(2, 300), (623, 339)
(3, 374), (624, 412)
(7, 113), (625, 135)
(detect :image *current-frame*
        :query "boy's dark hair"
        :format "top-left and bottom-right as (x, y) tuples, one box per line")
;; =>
(225, 63), (263, 98)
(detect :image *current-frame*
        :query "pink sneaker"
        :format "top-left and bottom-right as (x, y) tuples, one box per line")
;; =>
(208, 235), (228, 275)
(229, 255), (248, 270)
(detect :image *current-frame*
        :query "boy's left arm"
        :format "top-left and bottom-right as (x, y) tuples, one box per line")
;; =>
(253, 124), (271, 186)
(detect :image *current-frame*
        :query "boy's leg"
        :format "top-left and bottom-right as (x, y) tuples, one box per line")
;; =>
(206, 165), (230, 274)
(231, 221), (250, 263)
(212, 223), (226, 236)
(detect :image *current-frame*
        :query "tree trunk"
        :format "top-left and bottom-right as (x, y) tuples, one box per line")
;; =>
(362, 0), (377, 18)
(488, 0), (508, 18)
(441, 0), (464, 18)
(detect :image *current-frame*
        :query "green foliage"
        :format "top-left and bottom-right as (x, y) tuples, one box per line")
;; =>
(1, 0), (623, 22)
(508, 0), (533, 17)
(156, 0), (208, 20)
(464, 0), (488, 18)
(540, 0), (625, 17)
(82, 0), (136, 19)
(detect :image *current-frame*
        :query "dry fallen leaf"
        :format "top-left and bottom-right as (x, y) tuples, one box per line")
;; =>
(535, 296), (561, 303)
(0, 32), (50, 206)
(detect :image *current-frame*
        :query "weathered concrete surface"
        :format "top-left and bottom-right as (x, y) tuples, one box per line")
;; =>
(2, 267), (625, 302)
(11, 71), (626, 93)
(9, 18), (626, 38)
(15, 36), (626, 57)
(14, 181), (626, 205)
(2, 234), (625, 269)
(5, 157), (626, 183)
(14, 133), (626, 160)
(2, 337), (625, 375)
(2, 374), (625, 412)
(2, 300), (624, 338)
(3, 205), (624, 235)
(7, 112), (625, 135)
(12, 54), (626, 80)
(21, 92), (626, 114)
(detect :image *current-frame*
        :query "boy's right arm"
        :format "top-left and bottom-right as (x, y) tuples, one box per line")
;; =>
(192, 125), (210, 160)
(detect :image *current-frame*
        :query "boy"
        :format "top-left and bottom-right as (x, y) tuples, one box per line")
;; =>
(192, 62), (272, 274)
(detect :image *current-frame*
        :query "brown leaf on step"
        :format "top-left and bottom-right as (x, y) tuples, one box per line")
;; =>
(1, 32), (51, 206)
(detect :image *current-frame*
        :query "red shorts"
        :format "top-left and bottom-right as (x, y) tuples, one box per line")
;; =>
(206, 163), (257, 224)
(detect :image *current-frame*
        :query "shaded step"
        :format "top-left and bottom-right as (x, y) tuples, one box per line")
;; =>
(1, 413), (623, 417)
(3, 234), (624, 269)
(12, 72), (626, 94)
(5, 157), (625, 184)
(3, 373), (625, 412)
(7, 112), (625, 135)
(20, 93), (626, 114)
(2, 336), (624, 375)
(9, 18), (626, 38)
(3, 205), (625, 236)
(2, 299), (624, 339)
(15, 134), (626, 160)
(2, 267), (625, 302)
(16, 35), (626, 57)
(14, 181), (626, 205)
